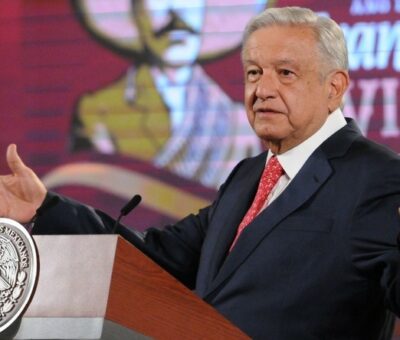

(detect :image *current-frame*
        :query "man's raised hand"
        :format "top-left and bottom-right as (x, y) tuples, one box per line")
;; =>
(0, 144), (47, 223)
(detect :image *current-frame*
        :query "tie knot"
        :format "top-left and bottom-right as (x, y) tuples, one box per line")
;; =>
(266, 155), (284, 178)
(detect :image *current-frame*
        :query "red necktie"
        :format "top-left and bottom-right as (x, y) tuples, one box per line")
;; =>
(230, 156), (284, 250)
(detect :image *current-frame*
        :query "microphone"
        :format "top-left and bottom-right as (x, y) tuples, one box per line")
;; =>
(112, 194), (142, 233)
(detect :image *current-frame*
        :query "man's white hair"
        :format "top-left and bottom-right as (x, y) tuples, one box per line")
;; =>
(242, 6), (348, 72)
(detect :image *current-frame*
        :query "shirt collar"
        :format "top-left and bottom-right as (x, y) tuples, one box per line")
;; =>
(267, 108), (347, 179)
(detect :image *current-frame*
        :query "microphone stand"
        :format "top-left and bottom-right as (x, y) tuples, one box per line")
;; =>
(112, 194), (142, 234)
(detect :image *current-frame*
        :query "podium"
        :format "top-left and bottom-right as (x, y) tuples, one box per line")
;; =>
(2, 235), (248, 339)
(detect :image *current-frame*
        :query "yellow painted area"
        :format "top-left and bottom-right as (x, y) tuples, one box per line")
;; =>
(77, 66), (170, 161)
(42, 163), (211, 219)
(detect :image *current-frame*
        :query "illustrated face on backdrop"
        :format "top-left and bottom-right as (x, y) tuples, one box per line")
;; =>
(134, 0), (206, 67)
(64, 0), (270, 187)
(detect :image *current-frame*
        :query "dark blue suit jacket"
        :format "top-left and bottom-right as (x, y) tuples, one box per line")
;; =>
(34, 120), (400, 339)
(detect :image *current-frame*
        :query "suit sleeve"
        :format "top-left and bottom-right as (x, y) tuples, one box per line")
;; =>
(33, 159), (246, 289)
(32, 191), (212, 288)
(350, 158), (400, 315)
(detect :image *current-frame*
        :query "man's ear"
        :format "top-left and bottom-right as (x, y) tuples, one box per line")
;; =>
(327, 70), (350, 112)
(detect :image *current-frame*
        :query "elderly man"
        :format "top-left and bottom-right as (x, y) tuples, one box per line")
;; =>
(1, 7), (399, 339)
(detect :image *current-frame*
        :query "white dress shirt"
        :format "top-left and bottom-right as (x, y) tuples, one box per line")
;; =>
(262, 108), (347, 210)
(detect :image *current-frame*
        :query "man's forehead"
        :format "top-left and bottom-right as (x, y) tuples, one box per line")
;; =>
(242, 26), (318, 58)
(242, 53), (301, 69)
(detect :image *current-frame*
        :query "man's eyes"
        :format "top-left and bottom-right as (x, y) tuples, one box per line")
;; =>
(246, 69), (261, 81)
(245, 67), (297, 82)
(279, 69), (295, 77)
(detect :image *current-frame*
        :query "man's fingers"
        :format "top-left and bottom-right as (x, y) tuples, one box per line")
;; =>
(6, 144), (27, 175)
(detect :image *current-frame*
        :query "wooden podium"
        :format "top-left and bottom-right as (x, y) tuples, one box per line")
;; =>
(0, 235), (248, 339)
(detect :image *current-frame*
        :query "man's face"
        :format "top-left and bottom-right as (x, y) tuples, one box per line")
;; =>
(243, 25), (336, 153)
(140, 0), (205, 67)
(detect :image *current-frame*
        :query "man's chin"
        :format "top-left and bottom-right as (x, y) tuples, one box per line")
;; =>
(254, 128), (283, 143)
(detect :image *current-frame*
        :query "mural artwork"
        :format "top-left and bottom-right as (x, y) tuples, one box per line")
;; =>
(0, 0), (399, 230)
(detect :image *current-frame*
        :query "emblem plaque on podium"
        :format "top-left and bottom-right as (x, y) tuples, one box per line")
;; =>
(0, 218), (38, 333)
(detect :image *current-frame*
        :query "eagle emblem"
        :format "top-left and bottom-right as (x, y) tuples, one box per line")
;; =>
(0, 235), (19, 291)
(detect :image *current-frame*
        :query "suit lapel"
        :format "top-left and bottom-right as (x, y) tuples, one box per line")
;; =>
(196, 154), (267, 295)
(201, 119), (362, 298)
(203, 148), (333, 297)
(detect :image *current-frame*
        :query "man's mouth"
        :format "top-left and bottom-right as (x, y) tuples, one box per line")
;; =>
(254, 107), (281, 115)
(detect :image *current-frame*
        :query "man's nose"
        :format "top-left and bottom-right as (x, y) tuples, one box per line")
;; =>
(255, 71), (278, 100)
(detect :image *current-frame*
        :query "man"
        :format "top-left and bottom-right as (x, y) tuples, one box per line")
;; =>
(1, 6), (399, 339)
